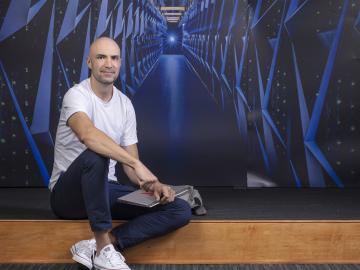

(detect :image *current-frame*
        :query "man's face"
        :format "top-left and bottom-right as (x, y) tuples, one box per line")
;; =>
(87, 38), (121, 85)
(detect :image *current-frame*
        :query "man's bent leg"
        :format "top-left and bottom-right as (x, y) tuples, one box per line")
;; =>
(51, 149), (117, 269)
(50, 149), (112, 231)
(108, 183), (192, 249)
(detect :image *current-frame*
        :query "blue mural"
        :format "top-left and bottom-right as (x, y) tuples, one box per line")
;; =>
(0, 0), (167, 186)
(182, 0), (360, 187)
(0, 0), (359, 187)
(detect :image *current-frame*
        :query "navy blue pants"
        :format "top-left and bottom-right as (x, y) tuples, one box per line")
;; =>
(50, 149), (191, 249)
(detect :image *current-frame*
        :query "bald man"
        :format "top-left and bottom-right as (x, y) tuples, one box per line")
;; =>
(49, 37), (191, 270)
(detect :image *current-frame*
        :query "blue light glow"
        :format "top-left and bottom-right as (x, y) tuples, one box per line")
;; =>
(169, 35), (176, 43)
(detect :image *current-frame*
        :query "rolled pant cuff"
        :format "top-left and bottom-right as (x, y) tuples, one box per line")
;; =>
(90, 220), (113, 232)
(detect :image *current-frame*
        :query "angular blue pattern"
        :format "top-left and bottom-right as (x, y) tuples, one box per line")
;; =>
(0, 0), (31, 42)
(304, 0), (349, 187)
(30, 1), (55, 137)
(28, 0), (48, 23)
(0, 62), (50, 184)
(182, 0), (360, 187)
(56, 0), (79, 44)
(317, 30), (336, 48)
(114, 0), (124, 38)
(0, 0), (359, 187)
(80, 12), (91, 81)
(289, 43), (325, 187)
(95, 0), (109, 38)
(0, 0), (166, 186)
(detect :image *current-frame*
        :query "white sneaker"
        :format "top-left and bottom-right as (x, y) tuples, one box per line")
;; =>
(93, 244), (130, 270)
(70, 239), (96, 269)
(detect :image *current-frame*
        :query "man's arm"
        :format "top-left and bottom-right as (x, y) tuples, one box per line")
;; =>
(123, 144), (175, 204)
(122, 144), (142, 186)
(67, 111), (157, 185)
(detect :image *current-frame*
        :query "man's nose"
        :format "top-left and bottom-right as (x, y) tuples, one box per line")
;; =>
(104, 57), (112, 67)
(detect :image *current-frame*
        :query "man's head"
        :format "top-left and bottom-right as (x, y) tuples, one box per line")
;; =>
(87, 37), (121, 85)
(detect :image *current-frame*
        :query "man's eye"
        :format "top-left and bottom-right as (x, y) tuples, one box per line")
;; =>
(97, 56), (105, 59)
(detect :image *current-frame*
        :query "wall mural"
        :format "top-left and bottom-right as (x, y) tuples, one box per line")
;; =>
(182, 0), (360, 187)
(0, 0), (359, 187)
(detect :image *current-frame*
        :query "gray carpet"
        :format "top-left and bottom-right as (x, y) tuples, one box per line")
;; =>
(0, 265), (360, 270)
(2, 187), (360, 220)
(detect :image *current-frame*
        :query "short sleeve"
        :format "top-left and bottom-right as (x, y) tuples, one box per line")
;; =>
(62, 87), (92, 123)
(120, 99), (138, 146)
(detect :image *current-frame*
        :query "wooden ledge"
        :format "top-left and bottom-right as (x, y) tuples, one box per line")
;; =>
(1, 220), (360, 263)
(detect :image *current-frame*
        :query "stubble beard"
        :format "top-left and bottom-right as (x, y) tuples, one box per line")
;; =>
(93, 71), (118, 86)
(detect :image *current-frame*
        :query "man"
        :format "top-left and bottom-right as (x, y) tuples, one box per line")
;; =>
(49, 37), (191, 270)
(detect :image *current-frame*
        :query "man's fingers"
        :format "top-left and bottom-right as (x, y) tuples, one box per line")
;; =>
(153, 190), (161, 201)
(170, 188), (175, 201)
(160, 186), (176, 204)
(160, 188), (170, 203)
(152, 185), (176, 204)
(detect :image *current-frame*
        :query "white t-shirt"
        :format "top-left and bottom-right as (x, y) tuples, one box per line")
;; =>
(49, 78), (138, 191)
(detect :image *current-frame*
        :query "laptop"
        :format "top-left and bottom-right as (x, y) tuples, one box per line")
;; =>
(117, 185), (189, 208)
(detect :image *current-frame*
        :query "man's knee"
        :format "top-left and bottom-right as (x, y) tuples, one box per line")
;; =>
(82, 149), (109, 171)
(169, 198), (192, 228)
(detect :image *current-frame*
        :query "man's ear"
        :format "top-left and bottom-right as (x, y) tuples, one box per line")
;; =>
(87, 57), (92, 69)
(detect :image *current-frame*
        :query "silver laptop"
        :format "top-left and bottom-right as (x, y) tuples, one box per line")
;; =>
(117, 185), (189, 208)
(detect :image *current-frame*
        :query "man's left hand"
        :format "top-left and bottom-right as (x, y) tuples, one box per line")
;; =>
(151, 182), (176, 204)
